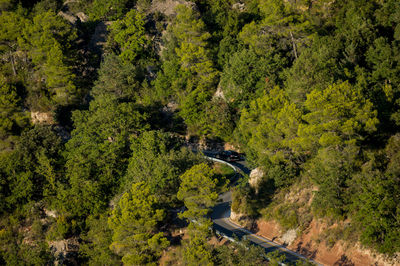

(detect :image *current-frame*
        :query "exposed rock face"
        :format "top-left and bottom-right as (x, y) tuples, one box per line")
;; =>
(63, 0), (78, 5)
(281, 228), (298, 245)
(58, 11), (78, 24)
(150, 0), (197, 17)
(223, 143), (240, 152)
(230, 210), (246, 223)
(31, 111), (55, 125)
(257, 218), (400, 266)
(214, 85), (226, 100)
(48, 238), (79, 265)
(232, 2), (245, 12)
(76, 12), (88, 22)
(59, 0), (88, 24)
(166, 101), (179, 112)
(43, 208), (58, 218)
(249, 167), (264, 194)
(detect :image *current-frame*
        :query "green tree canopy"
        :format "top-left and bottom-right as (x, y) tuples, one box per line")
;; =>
(177, 163), (218, 266)
(295, 82), (379, 154)
(215, 238), (266, 266)
(60, 97), (149, 216)
(237, 86), (301, 169)
(177, 163), (218, 221)
(170, 5), (218, 90)
(0, 8), (28, 77)
(0, 125), (63, 211)
(308, 145), (358, 218)
(108, 9), (148, 64)
(89, 0), (133, 21)
(0, 79), (29, 149)
(124, 130), (203, 206)
(154, 4), (218, 134)
(19, 10), (79, 110)
(91, 54), (141, 101)
(350, 134), (400, 254)
(80, 214), (121, 266)
(108, 182), (169, 265)
(220, 47), (285, 108)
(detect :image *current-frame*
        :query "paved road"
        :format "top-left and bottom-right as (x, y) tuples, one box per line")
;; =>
(211, 191), (318, 265)
(206, 154), (321, 265)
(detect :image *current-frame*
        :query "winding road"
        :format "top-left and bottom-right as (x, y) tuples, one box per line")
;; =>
(205, 153), (321, 265)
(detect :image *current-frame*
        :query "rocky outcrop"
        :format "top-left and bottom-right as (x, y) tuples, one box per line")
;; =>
(232, 2), (245, 12)
(230, 210), (246, 223)
(43, 208), (58, 218)
(31, 111), (55, 125)
(58, 11), (78, 24)
(150, 0), (197, 17)
(281, 228), (298, 245)
(214, 85), (225, 100)
(223, 143), (240, 152)
(48, 238), (79, 265)
(76, 12), (88, 22)
(249, 167), (264, 194)
(255, 211), (400, 265)
(58, 0), (88, 24)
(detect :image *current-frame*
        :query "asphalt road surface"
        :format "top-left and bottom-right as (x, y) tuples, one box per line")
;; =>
(206, 153), (321, 265)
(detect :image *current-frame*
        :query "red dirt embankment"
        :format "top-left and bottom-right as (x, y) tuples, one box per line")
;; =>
(256, 219), (399, 266)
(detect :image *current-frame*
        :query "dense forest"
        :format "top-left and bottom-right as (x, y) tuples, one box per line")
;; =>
(1, 0), (400, 264)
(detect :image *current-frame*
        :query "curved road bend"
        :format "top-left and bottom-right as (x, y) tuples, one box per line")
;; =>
(205, 154), (322, 265)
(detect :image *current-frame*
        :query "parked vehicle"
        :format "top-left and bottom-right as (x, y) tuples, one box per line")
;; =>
(215, 150), (241, 161)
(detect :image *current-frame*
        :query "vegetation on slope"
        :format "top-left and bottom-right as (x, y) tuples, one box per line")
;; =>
(1, 0), (400, 264)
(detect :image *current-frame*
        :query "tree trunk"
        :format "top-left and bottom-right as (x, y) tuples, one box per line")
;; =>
(9, 51), (16, 76)
(289, 31), (298, 60)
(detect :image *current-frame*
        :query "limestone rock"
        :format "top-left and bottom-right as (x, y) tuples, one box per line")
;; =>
(281, 228), (298, 245)
(150, 0), (197, 17)
(249, 167), (264, 194)
(214, 84), (225, 100)
(31, 111), (54, 125)
(58, 11), (77, 24)
(44, 208), (58, 218)
(48, 238), (79, 265)
(232, 3), (245, 12)
(76, 12), (88, 22)
(230, 210), (246, 223)
(223, 142), (239, 152)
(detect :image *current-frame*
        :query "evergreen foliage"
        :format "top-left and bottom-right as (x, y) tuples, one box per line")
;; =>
(1, 0), (400, 263)
(108, 182), (168, 265)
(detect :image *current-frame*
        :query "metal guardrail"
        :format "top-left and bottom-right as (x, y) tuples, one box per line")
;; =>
(204, 156), (239, 172)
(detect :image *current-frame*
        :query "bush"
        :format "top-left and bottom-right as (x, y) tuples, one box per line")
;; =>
(46, 215), (75, 241)
(273, 203), (299, 230)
